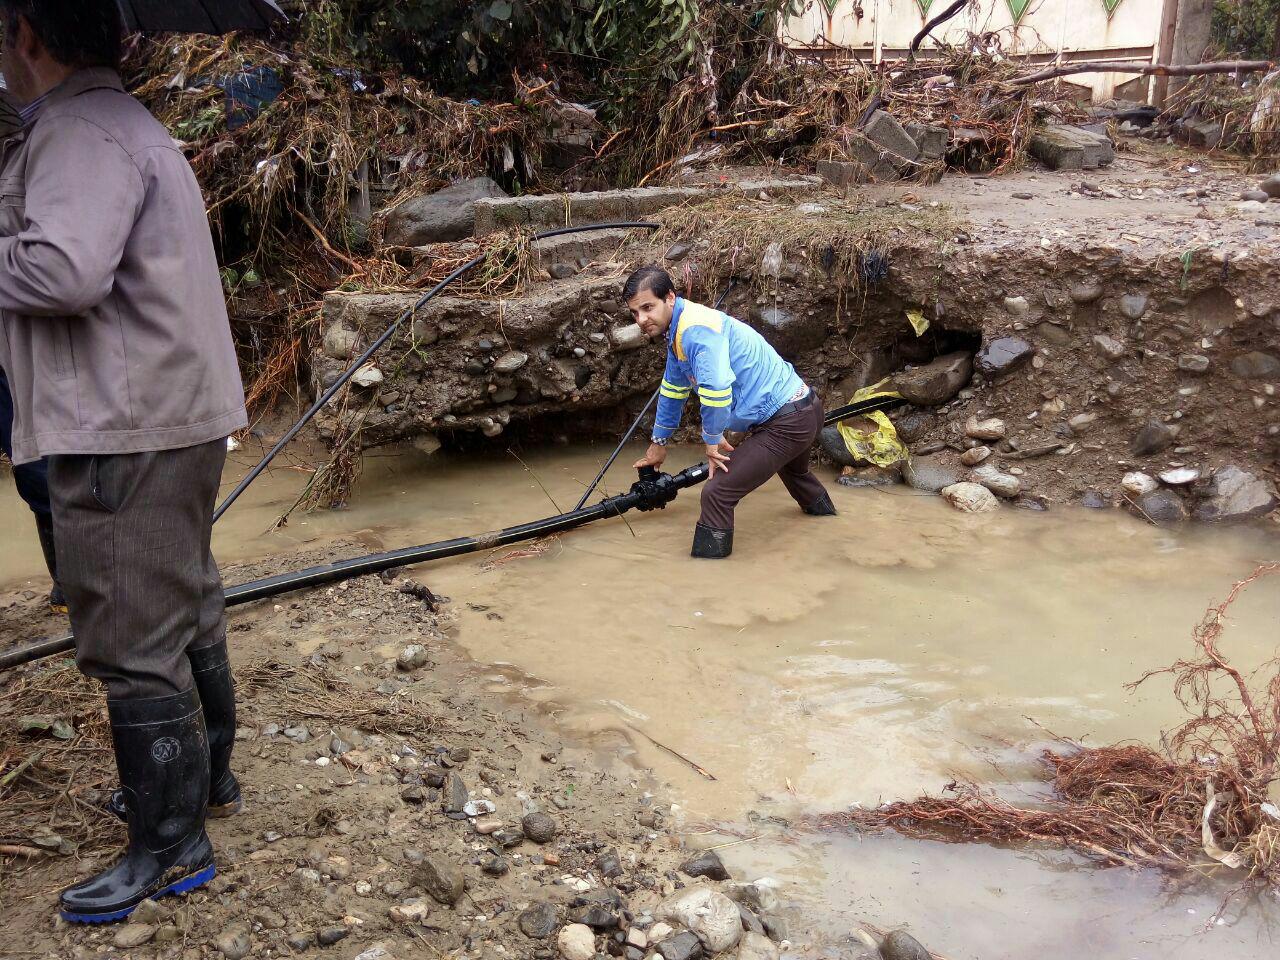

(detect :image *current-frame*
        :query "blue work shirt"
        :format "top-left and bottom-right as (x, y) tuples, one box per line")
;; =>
(652, 298), (804, 445)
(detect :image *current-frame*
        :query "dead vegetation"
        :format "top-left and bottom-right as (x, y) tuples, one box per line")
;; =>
(815, 563), (1280, 896)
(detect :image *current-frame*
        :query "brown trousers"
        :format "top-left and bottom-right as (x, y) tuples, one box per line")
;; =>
(699, 395), (828, 530)
(47, 439), (228, 700)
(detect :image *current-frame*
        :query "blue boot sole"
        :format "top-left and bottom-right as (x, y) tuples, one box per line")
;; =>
(59, 863), (216, 924)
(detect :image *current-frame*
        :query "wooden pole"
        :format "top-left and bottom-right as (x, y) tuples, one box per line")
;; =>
(1010, 58), (1273, 85)
(1152, 0), (1181, 107)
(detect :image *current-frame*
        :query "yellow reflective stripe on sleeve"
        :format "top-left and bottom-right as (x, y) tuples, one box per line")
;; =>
(699, 395), (732, 408)
(697, 386), (732, 399)
(660, 380), (691, 396)
(673, 301), (725, 362)
(660, 388), (689, 400)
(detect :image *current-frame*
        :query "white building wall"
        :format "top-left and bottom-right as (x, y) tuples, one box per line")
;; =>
(780, 0), (1167, 101)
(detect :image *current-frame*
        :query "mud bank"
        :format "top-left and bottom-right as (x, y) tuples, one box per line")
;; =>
(0, 540), (826, 960)
(311, 156), (1280, 522)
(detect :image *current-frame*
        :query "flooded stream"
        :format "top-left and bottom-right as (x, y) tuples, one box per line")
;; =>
(4, 443), (1279, 958)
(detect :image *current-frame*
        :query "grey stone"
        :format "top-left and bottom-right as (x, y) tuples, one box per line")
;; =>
(892, 351), (973, 406)
(418, 855), (465, 906)
(960, 446), (991, 466)
(596, 848), (623, 879)
(521, 811), (558, 843)
(817, 158), (876, 187)
(737, 931), (780, 960)
(738, 905), (765, 935)
(322, 324), (359, 360)
(902, 455), (960, 493)
(864, 110), (921, 170)
(610, 324), (648, 352)
(1129, 421), (1177, 457)
(942, 481), (1000, 513)
(1178, 354), (1210, 373)
(970, 464), (1021, 498)
(1003, 295), (1030, 316)
(1159, 467), (1200, 486)
(964, 416), (1006, 441)
(880, 929), (932, 960)
(286, 931), (315, 951)
(1092, 334), (1127, 359)
(749, 304), (826, 356)
(385, 177), (507, 245)
(1069, 281), (1103, 304)
(1242, 189), (1271, 203)
(1259, 173), (1280, 198)
(443, 772), (468, 813)
(283, 725), (310, 743)
(760, 916), (789, 942)
(1194, 465), (1279, 521)
(1133, 489), (1188, 524)
(113, 924), (157, 949)
(557, 923), (597, 960)
(1068, 412), (1098, 434)
(316, 926), (349, 946)
(519, 901), (561, 939)
(494, 351), (529, 374)
(548, 263), (577, 280)
(482, 856), (510, 876)
(837, 464), (902, 487)
(657, 932), (704, 960)
(215, 926), (252, 960)
(568, 904), (619, 930)
(1080, 489), (1111, 509)
(892, 410), (934, 442)
(1118, 293), (1149, 320)
(1230, 351), (1280, 379)
(1122, 471), (1158, 496)
(819, 425), (859, 468)
(680, 849), (730, 881)
(665, 242), (693, 262)
(975, 336), (1034, 377)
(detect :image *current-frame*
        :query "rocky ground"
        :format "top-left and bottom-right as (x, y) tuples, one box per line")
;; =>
(304, 141), (1280, 528)
(0, 541), (935, 960)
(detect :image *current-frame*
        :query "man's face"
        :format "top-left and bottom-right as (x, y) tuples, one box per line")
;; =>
(627, 287), (676, 339)
(1, 16), (39, 106)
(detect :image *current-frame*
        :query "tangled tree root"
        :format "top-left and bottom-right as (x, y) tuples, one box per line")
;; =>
(815, 563), (1280, 893)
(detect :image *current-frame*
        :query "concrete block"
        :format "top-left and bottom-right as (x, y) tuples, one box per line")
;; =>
(905, 122), (949, 161)
(817, 159), (874, 187)
(1030, 123), (1115, 170)
(864, 110), (920, 170)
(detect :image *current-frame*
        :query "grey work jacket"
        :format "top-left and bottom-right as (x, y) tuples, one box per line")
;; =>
(0, 68), (246, 465)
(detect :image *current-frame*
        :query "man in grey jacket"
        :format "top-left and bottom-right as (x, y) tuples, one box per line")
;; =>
(0, 1), (248, 923)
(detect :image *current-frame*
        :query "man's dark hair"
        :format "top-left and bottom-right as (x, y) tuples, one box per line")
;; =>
(2, 0), (124, 70)
(622, 265), (676, 303)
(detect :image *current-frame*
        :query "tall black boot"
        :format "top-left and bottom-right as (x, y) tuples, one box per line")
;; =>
(801, 491), (838, 516)
(33, 511), (67, 613)
(691, 522), (733, 559)
(60, 688), (215, 923)
(105, 641), (242, 821)
(190, 641), (243, 817)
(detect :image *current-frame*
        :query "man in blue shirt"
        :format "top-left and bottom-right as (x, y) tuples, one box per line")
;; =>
(626, 266), (835, 558)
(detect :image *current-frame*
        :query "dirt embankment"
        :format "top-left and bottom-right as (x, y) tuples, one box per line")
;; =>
(306, 154), (1280, 524)
(0, 541), (826, 960)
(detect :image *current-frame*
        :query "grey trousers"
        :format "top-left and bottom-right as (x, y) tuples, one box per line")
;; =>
(47, 439), (228, 700)
(698, 394), (828, 530)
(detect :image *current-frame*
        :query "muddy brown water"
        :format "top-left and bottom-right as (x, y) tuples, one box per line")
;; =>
(4, 444), (1279, 958)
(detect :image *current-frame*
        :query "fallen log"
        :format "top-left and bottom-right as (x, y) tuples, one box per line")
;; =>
(1010, 59), (1273, 86)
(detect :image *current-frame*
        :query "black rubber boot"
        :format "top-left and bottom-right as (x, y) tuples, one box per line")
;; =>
(33, 511), (67, 614)
(106, 641), (242, 821)
(691, 522), (733, 559)
(60, 688), (215, 923)
(801, 492), (838, 516)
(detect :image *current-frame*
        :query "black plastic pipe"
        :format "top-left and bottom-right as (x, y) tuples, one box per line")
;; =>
(0, 393), (905, 673)
(213, 220), (661, 522)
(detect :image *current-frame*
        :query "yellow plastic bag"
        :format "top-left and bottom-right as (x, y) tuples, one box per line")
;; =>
(836, 378), (908, 468)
